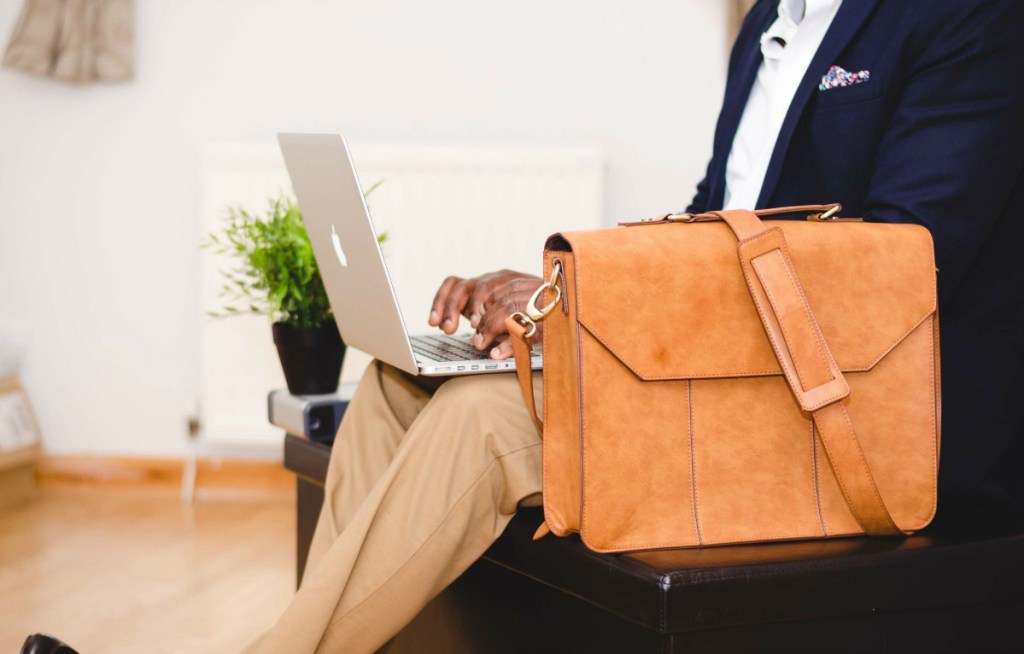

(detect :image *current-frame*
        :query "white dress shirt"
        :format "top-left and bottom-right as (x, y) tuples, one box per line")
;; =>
(722, 0), (843, 210)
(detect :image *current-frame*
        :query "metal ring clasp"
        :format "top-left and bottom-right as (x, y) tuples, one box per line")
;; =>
(509, 312), (537, 338)
(525, 261), (563, 321)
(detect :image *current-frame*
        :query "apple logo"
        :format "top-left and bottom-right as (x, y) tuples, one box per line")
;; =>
(331, 225), (348, 267)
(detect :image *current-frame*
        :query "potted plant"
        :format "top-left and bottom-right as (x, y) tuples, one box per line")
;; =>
(204, 189), (383, 395)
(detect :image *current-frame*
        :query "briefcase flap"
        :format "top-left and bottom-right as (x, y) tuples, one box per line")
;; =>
(549, 220), (936, 381)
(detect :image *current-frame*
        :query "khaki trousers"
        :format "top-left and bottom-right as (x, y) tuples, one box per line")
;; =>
(247, 361), (543, 654)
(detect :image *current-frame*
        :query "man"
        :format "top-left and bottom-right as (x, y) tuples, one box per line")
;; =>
(20, 1), (1023, 653)
(239, 1), (1024, 652)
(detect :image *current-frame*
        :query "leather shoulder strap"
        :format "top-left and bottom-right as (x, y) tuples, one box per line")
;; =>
(710, 209), (904, 536)
(507, 316), (543, 434)
(507, 315), (550, 540)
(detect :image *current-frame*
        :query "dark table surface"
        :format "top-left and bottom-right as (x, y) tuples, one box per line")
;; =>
(283, 433), (1024, 637)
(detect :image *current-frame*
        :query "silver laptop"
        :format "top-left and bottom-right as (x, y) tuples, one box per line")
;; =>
(277, 133), (543, 377)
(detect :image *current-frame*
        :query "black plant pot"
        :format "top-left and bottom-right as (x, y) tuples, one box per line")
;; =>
(272, 321), (345, 395)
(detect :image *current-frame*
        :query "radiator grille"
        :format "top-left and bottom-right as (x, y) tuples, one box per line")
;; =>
(199, 143), (603, 446)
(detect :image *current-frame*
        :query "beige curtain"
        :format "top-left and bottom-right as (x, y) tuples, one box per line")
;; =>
(2, 0), (133, 83)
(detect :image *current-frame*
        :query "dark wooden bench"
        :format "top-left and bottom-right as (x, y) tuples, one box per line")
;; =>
(284, 434), (1024, 653)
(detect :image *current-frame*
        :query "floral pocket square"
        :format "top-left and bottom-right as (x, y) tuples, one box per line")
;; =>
(819, 65), (870, 91)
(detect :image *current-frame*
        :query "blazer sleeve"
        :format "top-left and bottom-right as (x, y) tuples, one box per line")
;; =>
(862, 1), (1024, 302)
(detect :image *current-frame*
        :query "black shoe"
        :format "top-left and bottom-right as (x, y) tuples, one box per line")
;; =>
(19, 634), (79, 654)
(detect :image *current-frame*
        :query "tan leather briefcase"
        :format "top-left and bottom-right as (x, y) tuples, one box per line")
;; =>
(507, 204), (940, 553)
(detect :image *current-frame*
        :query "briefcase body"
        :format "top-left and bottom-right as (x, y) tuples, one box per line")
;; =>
(508, 206), (940, 553)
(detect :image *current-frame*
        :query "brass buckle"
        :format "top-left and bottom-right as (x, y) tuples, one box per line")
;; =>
(509, 312), (537, 339)
(525, 261), (563, 321)
(808, 204), (842, 221)
(666, 212), (696, 223)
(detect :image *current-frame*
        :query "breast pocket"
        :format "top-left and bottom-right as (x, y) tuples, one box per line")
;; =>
(814, 78), (883, 109)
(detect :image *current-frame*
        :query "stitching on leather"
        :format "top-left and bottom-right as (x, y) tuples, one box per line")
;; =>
(585, 375), (851, 552)
(689, 380), (703, 546)
(734, 229), (878, 535)
(776, 244), (835, 379)
(554, 256), (568, 314)
(541, 254), (558, 533)
(587, 396), (938, 550)
(831, 230), (937, 368)
(773, 239), (852, 411)
(584, 527), (847, 553)
(576, 310), (586, 533)
(775, 247), (836, 388)
(577, 253), (591, 539)
(811, 421), (827, 536)
(573, 225), (938, 378)
(577, 320), (780, 378)
(752, 245), (851, 412)
(858, 311), (936, 372)
(576, 311), (937, 378)
(777, 229), (936, 375)
(836, 403), (899, 532)
(541, 272), (550, 506)
(735, 232), (806, 405)
(812, 412), (869, 529)
(814, 403), (899, 534)
(776, 238), (854, 409)
(753, 250), (823, 393)
(569, 224), (936, 551)
(542, 252), (576, 536)
(806, 389), (849, 412)
(927, 316), (938, 522)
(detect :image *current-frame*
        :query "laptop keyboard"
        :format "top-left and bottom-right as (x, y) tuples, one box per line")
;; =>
(411, 334), (488, 362)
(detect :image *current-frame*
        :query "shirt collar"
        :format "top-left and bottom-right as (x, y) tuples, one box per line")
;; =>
(762, 0), (840, 60)
(762, 0), (802, 60)
(778, 0), (805, 26)
(779, 0), (839, 27)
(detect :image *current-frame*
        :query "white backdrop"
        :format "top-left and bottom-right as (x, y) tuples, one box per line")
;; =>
(0, 0), (729, 457)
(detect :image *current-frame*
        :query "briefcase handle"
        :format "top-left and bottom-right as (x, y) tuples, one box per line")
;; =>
(619, 203), (859, 227)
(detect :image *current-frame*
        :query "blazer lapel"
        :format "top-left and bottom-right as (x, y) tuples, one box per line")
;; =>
(754, 0), (881, 208)
(707, 2), (778, 209)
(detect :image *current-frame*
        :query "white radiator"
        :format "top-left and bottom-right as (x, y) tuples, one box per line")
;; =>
(198, 143), (603, 447)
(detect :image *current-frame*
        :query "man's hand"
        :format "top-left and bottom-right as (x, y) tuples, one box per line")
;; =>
(428, 270), (542, 359)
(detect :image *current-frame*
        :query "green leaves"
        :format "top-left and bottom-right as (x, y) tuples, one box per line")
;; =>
(203, 184), (387, 327)
(202, 189), (386, 328)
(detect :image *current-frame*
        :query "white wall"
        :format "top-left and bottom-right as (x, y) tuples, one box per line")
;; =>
(0, 0), (728, 457)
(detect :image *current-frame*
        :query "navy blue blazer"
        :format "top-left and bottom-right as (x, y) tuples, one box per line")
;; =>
(689, 0), (1024, 510)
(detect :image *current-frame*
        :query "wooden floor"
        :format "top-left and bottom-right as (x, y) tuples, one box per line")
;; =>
(0, 484), (296, 654)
